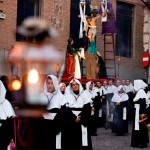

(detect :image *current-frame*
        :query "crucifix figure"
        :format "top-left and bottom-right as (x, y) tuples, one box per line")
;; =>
(86, 14), (101, 41)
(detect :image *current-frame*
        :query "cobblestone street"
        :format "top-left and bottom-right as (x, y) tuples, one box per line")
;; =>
(92, 124), (150, 150)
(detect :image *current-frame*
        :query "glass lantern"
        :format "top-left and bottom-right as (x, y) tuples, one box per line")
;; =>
(7, 17), (65, 117)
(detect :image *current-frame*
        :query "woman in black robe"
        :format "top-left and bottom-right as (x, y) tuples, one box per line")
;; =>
(62, 78), (93, 150)
(111, 85), (128, 136)
(130, 79), (149, 148)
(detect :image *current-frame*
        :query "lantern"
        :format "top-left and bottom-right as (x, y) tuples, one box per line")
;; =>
(8, 17), (65, 117)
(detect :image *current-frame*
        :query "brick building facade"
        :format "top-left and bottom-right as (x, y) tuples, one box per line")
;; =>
(0, 0), (147, 81)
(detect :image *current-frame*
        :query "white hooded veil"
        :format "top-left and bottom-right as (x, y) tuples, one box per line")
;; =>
(43, 75), (58, 94)
(65, 78), (88, 108)
(41, 75), (66, 120)
(133, 80), (148, 107)
(0, 81), (15, 126)
(85, 81), (92, 91)
(69, 78), (84, 95)
(112, 85), (128, 103)
(58, 83), (66, 93)
(40, 75), (58, 105)
(118, 85), (126, 93)
(83, 81), (94, 99)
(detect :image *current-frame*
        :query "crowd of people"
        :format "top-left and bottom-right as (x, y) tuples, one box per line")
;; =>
(0, 1), (149, 148)
(0, 74), (150, 149)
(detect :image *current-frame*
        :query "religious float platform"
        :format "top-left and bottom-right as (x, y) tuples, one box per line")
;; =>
(60, 77), (108, 85)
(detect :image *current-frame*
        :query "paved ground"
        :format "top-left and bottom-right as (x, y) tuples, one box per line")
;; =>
(92, 124), (150, 150)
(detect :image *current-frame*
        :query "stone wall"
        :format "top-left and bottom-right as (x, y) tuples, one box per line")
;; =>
(41, 0), (70, 51)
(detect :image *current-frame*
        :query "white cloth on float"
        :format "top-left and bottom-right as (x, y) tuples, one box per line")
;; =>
(78, 48), (85, 59)
(101, 2), (108, 22)
(74, 54), (81, 79)
(79, 0), (86, 38)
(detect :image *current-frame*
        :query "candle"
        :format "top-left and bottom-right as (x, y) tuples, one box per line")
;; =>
(26, 69), (40, 104)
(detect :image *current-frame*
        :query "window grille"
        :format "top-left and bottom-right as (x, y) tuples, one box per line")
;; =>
(116, 1), (134, 58)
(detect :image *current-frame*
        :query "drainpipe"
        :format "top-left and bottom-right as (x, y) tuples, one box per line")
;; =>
(148, 8), (150, 83)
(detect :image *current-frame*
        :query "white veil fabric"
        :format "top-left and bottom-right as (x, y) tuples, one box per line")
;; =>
(118, 85), (126, 92)
(133, 80), (148, 102)
(133, 80), (148, 92)
(79, 0), (86, 38)
(86, 81), (92, 91)
(69, 78), (84, 94)
(43, 75), (58, 94)
(0, 80), (15, 126)
(40, 75), (66, 112)
(101, 0), (108, 22)
(58, 82), (66, 96)
(65, 78), (93, 109)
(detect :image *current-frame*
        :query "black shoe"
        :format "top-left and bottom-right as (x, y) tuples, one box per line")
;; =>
(139, 145), (147, 148)
(130, 145), (139, 148)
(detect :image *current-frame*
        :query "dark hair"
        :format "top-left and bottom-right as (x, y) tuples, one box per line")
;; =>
(68, 38), (73, 44)
(0, 75), (9, 89)
(148, 84), (150, 91)
(142, 78), (147, 84)
(91, 81), (94, 84)
(95, 80), (102, 84)
(47, 76), (52, 80)
(83, 30), (86, 35)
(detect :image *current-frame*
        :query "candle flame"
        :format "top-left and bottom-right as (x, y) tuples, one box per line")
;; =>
(28, 69), (39, 84)
(12, 80), (21, 90)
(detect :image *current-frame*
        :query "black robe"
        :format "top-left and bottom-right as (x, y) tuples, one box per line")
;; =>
(93, 92), (103, 128)
(146, 105), (150, 124)
(96, 55), (107, 78)
(112, 101), (128, 136)
(61, 103), (92, 150)
(0, 117), (14, 150)
(131, 98), (149, 148)
(126, 92), (135, 121)
(0, 109), (63, 150)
